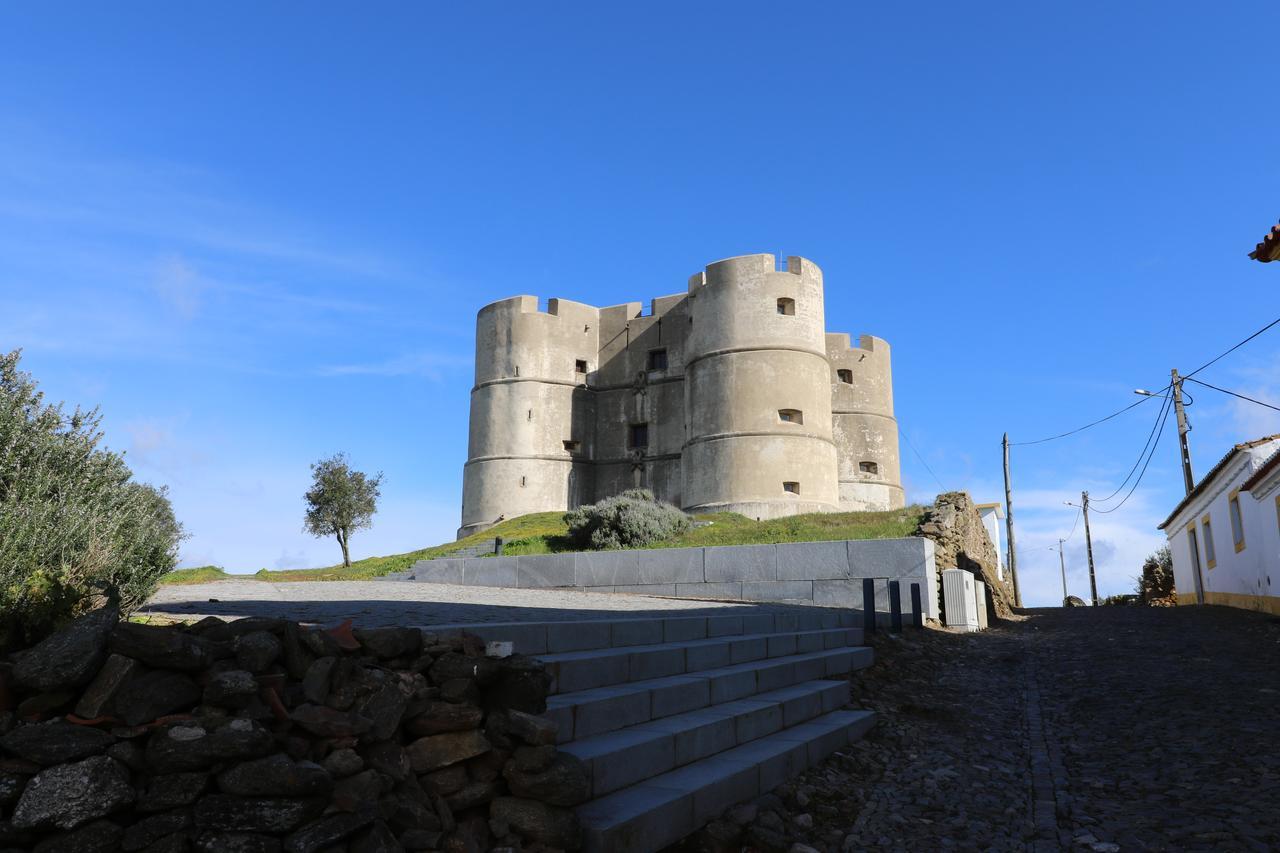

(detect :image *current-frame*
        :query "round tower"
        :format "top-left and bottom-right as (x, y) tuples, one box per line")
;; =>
(682, 254), (840, 519)
(458, 296), (599, 538)
(828, 333), (905, 511)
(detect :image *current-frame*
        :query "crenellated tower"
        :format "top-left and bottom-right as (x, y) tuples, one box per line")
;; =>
(457, 253), (904, 538)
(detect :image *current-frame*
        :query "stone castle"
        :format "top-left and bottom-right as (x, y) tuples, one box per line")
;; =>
(458, 253), (904, 538)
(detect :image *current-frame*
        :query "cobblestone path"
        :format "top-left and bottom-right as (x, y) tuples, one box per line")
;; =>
(687, 606), (1280, 852)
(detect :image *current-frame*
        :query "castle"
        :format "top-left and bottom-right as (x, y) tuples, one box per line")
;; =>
(458, 253), (904, 538)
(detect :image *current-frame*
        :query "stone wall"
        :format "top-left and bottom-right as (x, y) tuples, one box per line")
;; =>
(916, 492), (1016, 619)
(0, 607), (587, 851)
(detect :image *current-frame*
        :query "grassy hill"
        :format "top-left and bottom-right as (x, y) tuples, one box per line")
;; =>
(160, 506), (926, 584)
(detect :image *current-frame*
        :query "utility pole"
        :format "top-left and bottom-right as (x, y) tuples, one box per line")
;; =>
(1002, 433), (1022, 607)
(1057, 538), (1068, 605)
(1082, 490), (1099, 606)
(1171, 368), (1195, 495)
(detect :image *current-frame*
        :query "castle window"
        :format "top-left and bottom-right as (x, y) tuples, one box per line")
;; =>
(859, 461), (879, 475)
(575, 359), (588, 374)
(648, 348), (668, 371)
(778, 409), (803, 425)
(520, 475), (527, 488)
(776, 298), (795, 316)
(630, 423), (649, 448)
(837, 369), (853, 384)
(563, 439), (580, 453)
(783, 481), (801, 495)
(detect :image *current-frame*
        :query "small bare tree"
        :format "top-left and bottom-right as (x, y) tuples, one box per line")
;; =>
(303, 453), (382, 568)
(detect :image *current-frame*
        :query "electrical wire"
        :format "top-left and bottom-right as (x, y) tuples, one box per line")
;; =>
(1089, 398), (1172, 514)
(1011, 312), (1280, 447)
(1088, 392), (1173, 504)
(900, 426), (947, 492)
(1184, 376), (1280, 413)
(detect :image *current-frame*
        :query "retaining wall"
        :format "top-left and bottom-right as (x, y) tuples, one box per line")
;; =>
(412, 537), (939, 620)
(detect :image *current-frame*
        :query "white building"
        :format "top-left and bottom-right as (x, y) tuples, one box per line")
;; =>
(1157, 435), (1280, 613)
(976, 502), (1006, 581)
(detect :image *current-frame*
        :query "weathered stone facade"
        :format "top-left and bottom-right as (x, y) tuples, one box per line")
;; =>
(916, 492), (1016, 618)
(459, 253), (905, 538)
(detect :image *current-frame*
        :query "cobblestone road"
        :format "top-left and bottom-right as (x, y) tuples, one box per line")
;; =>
(690, 606), (1280, 852)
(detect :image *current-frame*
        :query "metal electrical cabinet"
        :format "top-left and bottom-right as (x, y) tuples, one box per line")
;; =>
(942, 568), (980, 632)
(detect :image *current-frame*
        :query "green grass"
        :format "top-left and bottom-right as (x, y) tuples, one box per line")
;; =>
(158, 565), (231, 585)
(159, 506), (926, 582)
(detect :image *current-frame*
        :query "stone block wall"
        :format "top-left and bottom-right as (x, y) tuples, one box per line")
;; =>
(916, 491), (1016, 618)
(0, 607), (587, 851)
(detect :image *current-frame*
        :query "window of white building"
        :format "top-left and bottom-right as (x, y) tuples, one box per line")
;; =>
(1201, 515), (1216, 569)
(1229, 489), (1246, 552)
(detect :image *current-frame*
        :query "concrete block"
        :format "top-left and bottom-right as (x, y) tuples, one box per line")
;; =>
(663, 617), (707, 643)
(577, 782), (693, 853)
(576, 550), (640, 587)
(794, 611), (824, 631)
(611, 619), (664, 648)
(812, 579), (860, 608)
(638, 548), (704, 584)
(462, 556), (517, 587)
(795, 631), (824, 654)
(613, 584), (677, 596)
(754, 659), (797, 693)
(727, 636), (767, 664)
(766, 633), (798, 658)
(703, 665), (759, 704)
(815, 611), (842, 628)
(776, 540), (850, 580)
(450, 622), (548, 656)
(551, 650), (629, 693)
(684, 639), (731, 672)
(636, 708), (737, 766)
(547, 621), (613, 653)
(712, 698), (782, 743)
(649, 676), (710, 719)
(819, 681), (850, 712)
(725, 735), (808, 792)
(571, 686), (653, 739)
(742, 581), (813, 602)
(542, 702), (574, 743)
(674, 582), (742, 600)
(516, 554), (576, 588)
(820, 649), (853, 678)
(563, 728), (676, 798)
(704, 545), (776, 582)
(629, 647), (686, 681)
(656, 755), (760, 825)
(740, 613), (775, 635)
(761, 683), (824, 727)
(773, 612), (801, 632)
(705, 614), (744, 637)
(845, 537), (939, 619)
(417, 559), (463, 584)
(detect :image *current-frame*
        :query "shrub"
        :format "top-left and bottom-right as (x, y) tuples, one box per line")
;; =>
(563, 489), (691, 550)
(1137, 544), (1174, 603)
(0, 350), (183, 649)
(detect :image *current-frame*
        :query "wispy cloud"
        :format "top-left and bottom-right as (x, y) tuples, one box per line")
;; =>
(319, 351), (472, 380)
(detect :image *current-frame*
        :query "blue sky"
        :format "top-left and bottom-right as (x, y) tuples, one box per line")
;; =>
(2, 4), (1277, 605)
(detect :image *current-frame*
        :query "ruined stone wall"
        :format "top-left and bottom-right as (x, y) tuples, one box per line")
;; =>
(916, 492), (1017, 619)
(0, 608), (586, 851)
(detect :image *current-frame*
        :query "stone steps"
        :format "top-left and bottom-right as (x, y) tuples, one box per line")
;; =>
(436, 606), (876, 853)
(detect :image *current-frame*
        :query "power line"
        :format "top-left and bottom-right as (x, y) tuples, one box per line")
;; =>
(900, 426), (946, 493)
(1090, 398), (1171, 514)
(1063, 506), (1081, 542)
(1090, 392), (1173, 504)
(1184, 376), (1280, 413)
(1011, 312), (1280, 447)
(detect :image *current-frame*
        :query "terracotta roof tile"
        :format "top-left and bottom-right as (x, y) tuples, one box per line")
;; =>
(1157, 434), (1280, 530)
(1250, 220), (1280, 263)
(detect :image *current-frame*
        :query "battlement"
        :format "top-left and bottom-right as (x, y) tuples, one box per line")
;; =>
(688, 253), (817, 292)
(827, 332), (890, 357)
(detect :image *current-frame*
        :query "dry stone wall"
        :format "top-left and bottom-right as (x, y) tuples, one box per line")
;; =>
(0, 606), (587, 852)
(916, 492), (1017, 619)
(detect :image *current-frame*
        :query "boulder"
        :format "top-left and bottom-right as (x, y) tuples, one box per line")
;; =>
(359, 740), (410, 782)
(428, 653), (499, 686)
(13, 605), (117, 693)
(289, 704), (372, 738)
(235, 631), (282, 673)
(489, 797), (581, 849)
(321, 747), (363, 779)
(136, 772), (209, 812)
(443, 779), (501, 812)
(203, 669), (260, 706)
(404, 701), (483, 736)
(120, 810), (191, 851)
(110, 623), (222, 671)
(283, 810), (375, 853)
(0, 720), (114, 764)
(484, 657), (551, 714)
(359, 682), (409, 740)
(0, 770), (27, 806)
(73, 653), (138, 719)
(30, 818), (122, 853)
(407, 730), (491, 773)
(353, 627), (420, 660)
(301, 657), (335, 704)
(113, 670), (201, 725)
(11, 755), (135, 830)
(145, 720), (276, 773)
(194, 794), (325, 833)
(349, 820), (402, 853)
(502, 753), (589, 806)
(217, 753), (333, 798)
(193, 831), (284, 852)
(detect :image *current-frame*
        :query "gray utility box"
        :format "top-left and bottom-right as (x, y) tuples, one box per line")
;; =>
(942, 568), (980, 632)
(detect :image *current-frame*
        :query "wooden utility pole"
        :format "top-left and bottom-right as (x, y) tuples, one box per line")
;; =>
(1057, 538), (1068, 605)
(1002, 434), (1022, 607)
(1171, 368), (1195, 495)
(1082, 490), (1099, 606)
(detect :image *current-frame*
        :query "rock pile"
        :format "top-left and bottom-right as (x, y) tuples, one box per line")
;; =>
(916, 492), (1016, 618)
(0, 607), (587, 852)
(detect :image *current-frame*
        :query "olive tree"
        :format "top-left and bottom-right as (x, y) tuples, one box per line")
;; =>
(0, 350), (183, 649)
(303, 453), (382, 567)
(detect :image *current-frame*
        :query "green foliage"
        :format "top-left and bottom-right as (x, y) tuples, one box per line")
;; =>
(0, 350), (183, 648)
(563, 489), (692, 550)
(303, 453), (383, 568)
(1137, 544), (1175, 602)
(159, 565), (229, 585)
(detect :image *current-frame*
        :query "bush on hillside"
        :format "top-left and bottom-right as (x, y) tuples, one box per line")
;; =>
(1137, 544), (1175, 603)
(563, 489), (691, 550)
(0, 350), (183, 649)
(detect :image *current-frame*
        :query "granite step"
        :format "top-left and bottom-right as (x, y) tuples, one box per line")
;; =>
(544, 646), (873, 743)
(575, 708), (877, 853)
(541, 627), (863, 694)
(561, 679), (850, 798)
